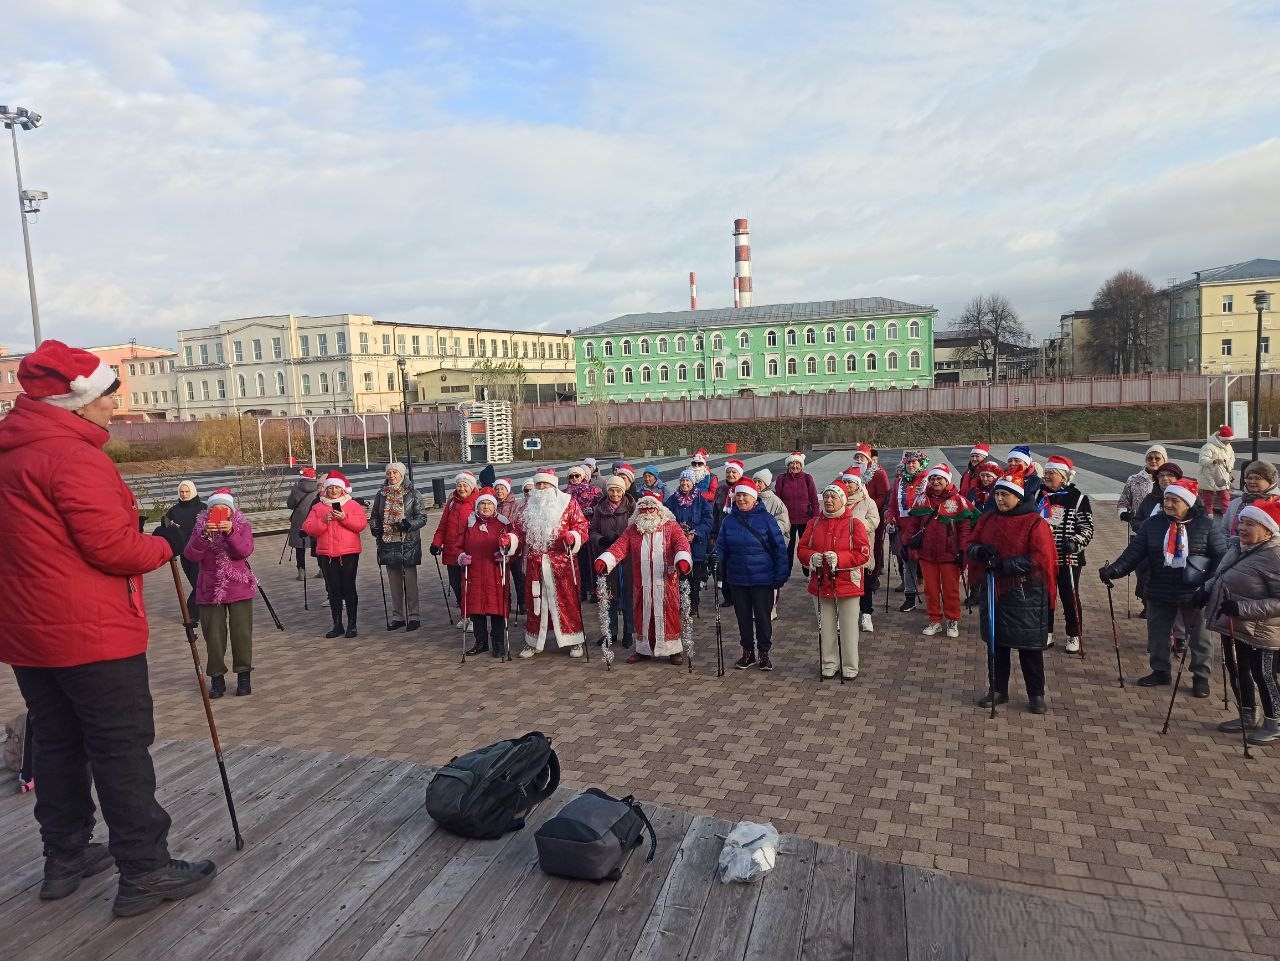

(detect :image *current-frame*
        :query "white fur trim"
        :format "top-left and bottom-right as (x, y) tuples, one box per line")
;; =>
(1166, 484), (1197, 508)
(598, 551), (619, 574)
(674, 549), (692, 568)
(503, 532), (520, 553)
(39, 360), (117, 410)
(532, 469), (557, 485)
(566, 529), (582, 554)
(732, 483), (758, 499)
(1241, 504), (1280, 535)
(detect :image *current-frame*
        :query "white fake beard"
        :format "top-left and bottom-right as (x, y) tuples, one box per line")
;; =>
(634, 511), (663, 536)
(690, 465), (707, 483)
(523, 488), (563, 553)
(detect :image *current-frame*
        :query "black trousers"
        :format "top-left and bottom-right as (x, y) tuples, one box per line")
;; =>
(447, 564), (463, 615)
(993, 646), (1045, 698)
(179, 555), (199, 617)
(732, 585), (775, 654)
(470, 615), (507, 656)
(1226, 637), (1280, 717)
(788, 524), (805, 572)
(860, 571), (879, 615)
(1050, 566), (1082, 637)
(511, 564), (526, 613)
(323, 553), (360, 625)
(12, 654), (171, 873)
(689, 560), (706, 610)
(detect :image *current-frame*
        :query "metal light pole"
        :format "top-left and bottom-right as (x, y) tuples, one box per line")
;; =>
(1253, 289), (1271, 467)
(397, 357), (414, 484)
(1, 105), (45, 344)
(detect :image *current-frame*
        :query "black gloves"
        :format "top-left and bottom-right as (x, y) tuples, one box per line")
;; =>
(1001, 555), (1032, 575)
(1189, 586), (1209, 609)
(963, 588), (980, 610)
(156, 526), (185, 554)
(1119, 510), (1132, 523)
(429, 544), (442, 557)
(706, 553), (718, 575)
(1060, 537), (1080, 556)
(1219, 598), (1241, 617)
(1098, 566), (1114, 587)
(394, 520), (411, 532)
(967, 543), (999, 567)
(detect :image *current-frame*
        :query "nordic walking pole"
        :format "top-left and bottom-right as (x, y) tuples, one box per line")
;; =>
(1071, 566), (1085, 660)
(168, 557), (245, 851)
(432, 553), (455, 624)
(1224, 590), (1253, 760)
(1161, 629), (1190, 735)
(460, 564), (471, 665)
(833, 564), (845, 686)
(1105, 576), (1125, 688)
(277, 537), (289, 565)
(500, 553), (513, 661)
(570, 554), (590, 663)
(986, 566), (998, 720)
(812, 568), (825, 682)
(712, 557), (725, 678)
(377, 561), (391, 630)
(243, 562), (283, 631)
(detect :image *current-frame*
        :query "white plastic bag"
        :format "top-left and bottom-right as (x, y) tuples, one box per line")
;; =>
(717, 820), (779, 884)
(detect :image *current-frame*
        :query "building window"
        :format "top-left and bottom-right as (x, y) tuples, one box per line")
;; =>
(1222, 338), (1233, 356)
(232, 340), (243, 363)
(479, 340), (487, 358)
(640, 338), (650, 355)
(336, 331), (347, 354)
(584, 368), (597, 387)
(676, 336), (687, 352)
(908, 320), (921, 338)
(184, 346), (193, 366)
(738, 331), (750, 349)
(1223, 295), (1234, 314)
(129, 364), (136, 377)
(865, 352), (878, 371)
(712, 333), (725, 351)
(301, 375), (311, 395)
(393, 334), (404, 355)
(605, 368), (616, 385)
(215, 343), (224, 363)
(362, 371), (373, 391)
(806, 356), (818, 375)
(623, 367), (634, 384)
(695, 334), (705, 351)
(767, 358), (779, 377)
(658, 364), (670, 382)
(359, 332), (369, 353)
(276, 371), (286, 395)
(909, 349), (922, 370)
(131, 392), (139, 405)
(714, 360), (726, 379)
(199, 344), (209, 365)
(826, 355), (837, 374)
(216, 378), (226, 399)
(786, 329), (797, 347)
(237, 374), (247, 397)
(382, 334), (392, 355)
(187, 382), (195, 401)
(677, 364), (688, 382)
(318, 333), (328, 356)
(319, 372), (329, 393)
(766, 330), (778, 348)
(255, 373), (265, 396)
(272, 337), (283, 359)
(805, 327), (817, 346)
(387, 373), (395, 391)
(1263, 337), (1271, 355)
(602, 341), (614, 358)
(622, 339), (632, 356)
(299, 335), (310, 357)
(252, 339), (262, 361)
(658, 337), (669, 353)
(501, 341), (508, 357)
(695, 362), (706, 381)
(864, 324), (877, 342)
(846, 354), (857, 373)
(739, 359), (752, 378)
(887, 351), (899, 371)
(886, 322), (899, 340)
(787, 357), (798, 376)
(585, 342), (595, 360)
(825, 327), (836, 344)
(640, 365), (652, 384)
(337, 371), (347, 392)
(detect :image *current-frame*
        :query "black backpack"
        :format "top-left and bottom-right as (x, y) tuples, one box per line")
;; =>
(424, 732), (561, 839)
(535, 788), (657, 881)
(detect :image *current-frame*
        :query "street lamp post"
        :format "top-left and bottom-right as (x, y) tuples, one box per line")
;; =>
(397, 357), (414, 484)
(1253, 289), (1271, 467)
(1, 105), (45, 344)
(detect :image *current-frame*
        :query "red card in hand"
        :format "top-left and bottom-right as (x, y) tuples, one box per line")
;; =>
(208, 505), (231, 526)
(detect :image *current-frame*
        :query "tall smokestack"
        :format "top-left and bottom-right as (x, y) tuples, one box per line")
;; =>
(733, 276), (740, 309)
(689, 271), (697, 310)
(733, 217), (752, 308)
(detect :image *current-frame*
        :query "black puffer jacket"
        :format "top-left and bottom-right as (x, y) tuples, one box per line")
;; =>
(967, 498), (1057, 650)
(286, 478), (319, 549)
(1106, 502), (1228, 606)
(370, 484), (427, 567)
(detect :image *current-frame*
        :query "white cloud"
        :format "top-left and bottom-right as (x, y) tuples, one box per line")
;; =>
(0, 0), (1277, 352)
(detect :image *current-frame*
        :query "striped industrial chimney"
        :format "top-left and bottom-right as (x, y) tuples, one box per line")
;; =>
(689, 271), (697, 310)
(733, 218), (752, 307)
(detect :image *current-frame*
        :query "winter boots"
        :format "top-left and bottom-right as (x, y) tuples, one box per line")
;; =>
(1028, 696), (1048, 715)
(976, 691), (1009, 708)
(295, 569), (305, 581)
(1247, 717), (1280, 745)
(112, 859), (218, 918)
(464, 642), (489, 657)
(325, 620), (345, 639)
(1136, 671), (1171, 687)
(41, 843), (114, 900)
(236, 672), (251, 697)
(899, 593), (917, 613)
(208, 675), (226, 699)
(1192, 677), (1210, 699)
(1219, 708), (1259, 732)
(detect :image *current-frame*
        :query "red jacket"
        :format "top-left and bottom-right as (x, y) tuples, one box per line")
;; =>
(887, 468), (928, 535)
(796, 509), (871, 599)
(431, 490), (477, 565)
(906, 486), (975, 565)
(865, 466), (891, 512)
(0, 396), (174, 667)
(302, 497), (367, 556)
(460, 512), (510, 617)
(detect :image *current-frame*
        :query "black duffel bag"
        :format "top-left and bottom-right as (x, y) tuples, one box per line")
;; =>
(425, 731), (560, 839)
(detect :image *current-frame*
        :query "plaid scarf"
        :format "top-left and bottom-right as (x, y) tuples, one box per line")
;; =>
(381, 484), (406, 543)
(1163, 520), (1188, 569)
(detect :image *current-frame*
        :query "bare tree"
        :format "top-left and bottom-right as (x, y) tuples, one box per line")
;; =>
(950, 293), (1030, 382)
(471, 358), (530, 433)
(584, 355), (609, 450)
(1085, 270), (1160, 375)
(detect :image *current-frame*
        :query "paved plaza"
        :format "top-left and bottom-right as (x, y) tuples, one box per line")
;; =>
(3, 442), (1280, 957)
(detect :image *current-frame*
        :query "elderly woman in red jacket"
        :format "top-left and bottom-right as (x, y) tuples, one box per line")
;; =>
(431, 469), (478, 627)
(0, 340), (215, 915)
(797, 484), (871, 680)
(459, 488), (512, 658)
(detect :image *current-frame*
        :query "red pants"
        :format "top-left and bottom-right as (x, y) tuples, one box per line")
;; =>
(919, 560), (962, 623)
(1201, 489), (1230, 516)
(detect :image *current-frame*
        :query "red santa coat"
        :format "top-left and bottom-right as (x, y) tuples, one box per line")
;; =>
(461, 511), (511, 617)
(797, 509), (871, 599)
(597, 518), (692, 656)
(506, 492), (590, 650)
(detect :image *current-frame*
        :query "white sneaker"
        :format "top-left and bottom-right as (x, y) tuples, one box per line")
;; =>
(1065, 636), (1081, 653)
(921, 622), (944, 637)
(1045, 633), (1055, 648)
(945, 620), (960, 638)
(860, 613), (874, 632)
(569, 645), (584, 658)
(771, 606), (779, 621)
(518, 646), (537, 659)
(456, 619), (467, 629)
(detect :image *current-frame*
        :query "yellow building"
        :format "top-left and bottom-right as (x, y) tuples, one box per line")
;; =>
(1163, 260), (1279, 375)
(413, 357), (576, 405)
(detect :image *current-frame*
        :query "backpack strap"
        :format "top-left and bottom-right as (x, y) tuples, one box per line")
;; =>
(624, 795), (659, 862)
(528, 750), (561, 805)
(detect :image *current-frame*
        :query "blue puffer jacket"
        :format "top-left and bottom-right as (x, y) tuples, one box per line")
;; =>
(716, 501), (789, 588)
(666, 491), (713, 561)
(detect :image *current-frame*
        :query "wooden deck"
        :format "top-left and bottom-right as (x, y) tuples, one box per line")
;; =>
(0, 740), (1258, 961)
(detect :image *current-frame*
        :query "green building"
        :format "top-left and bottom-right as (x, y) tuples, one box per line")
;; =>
(572, 298), (937, 401)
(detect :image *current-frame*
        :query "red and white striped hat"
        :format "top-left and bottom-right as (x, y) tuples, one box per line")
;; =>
(1044, 455), (1074, 480)
(532, 466), (558, 485)
(454, 469), (477, 487)
(785, 451), (805, 465)
(1241, 500), (1280, 535)
(207, 488), (235, 510)
(732, 478), (759, 499)
(725, 458), (745, 475)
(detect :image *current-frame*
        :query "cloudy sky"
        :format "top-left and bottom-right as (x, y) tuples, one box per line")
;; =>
(2, 0), (1278, 352)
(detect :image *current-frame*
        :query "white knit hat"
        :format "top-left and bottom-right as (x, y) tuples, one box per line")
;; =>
(454, 470), (477, 487)
(207, 488), (235, 510)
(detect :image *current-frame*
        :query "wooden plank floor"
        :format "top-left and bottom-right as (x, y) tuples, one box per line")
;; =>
(2, 741), (1267, 961)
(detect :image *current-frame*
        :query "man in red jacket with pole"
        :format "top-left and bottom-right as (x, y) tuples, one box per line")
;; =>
(0, 341), (216, 915)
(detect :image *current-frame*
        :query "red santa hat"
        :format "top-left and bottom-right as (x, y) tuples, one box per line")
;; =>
(1165, 479), (1200, 508)
(454, 470), (477, 487)
(474, 486), (498, 510)
(1216, 424), (1235, 441)
(532, 465), (558, 485)
(691, 449), (708, 465)
(614, 463), (636, 482)
(207, 488), (235, 510)
(840, 465), (864, 486)
(299, 466), (317, 479)
(1044, 455), (1075, 481)
(494, 478), (512, 492)
(925, 464), (953, 483)
(1241, 500), (1280, 535)
(854, 443), (873, 463)
(323, 470), (351, 494)
(993, 468), (1026, 498)
(785, 451), (805, 466)
(17, 340), (119, 410)
(970, 442), (990, 458)
(822, 483), (848, 503)
(732, 478), (759, 499)
(977, 458), (1003, 479)
(636, 490), (664, 509)
(725, 458), (745, 476)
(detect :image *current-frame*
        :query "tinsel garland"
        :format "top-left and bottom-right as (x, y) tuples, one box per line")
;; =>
(595, 574), (615, 668)
(680, 576), (694, 669)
